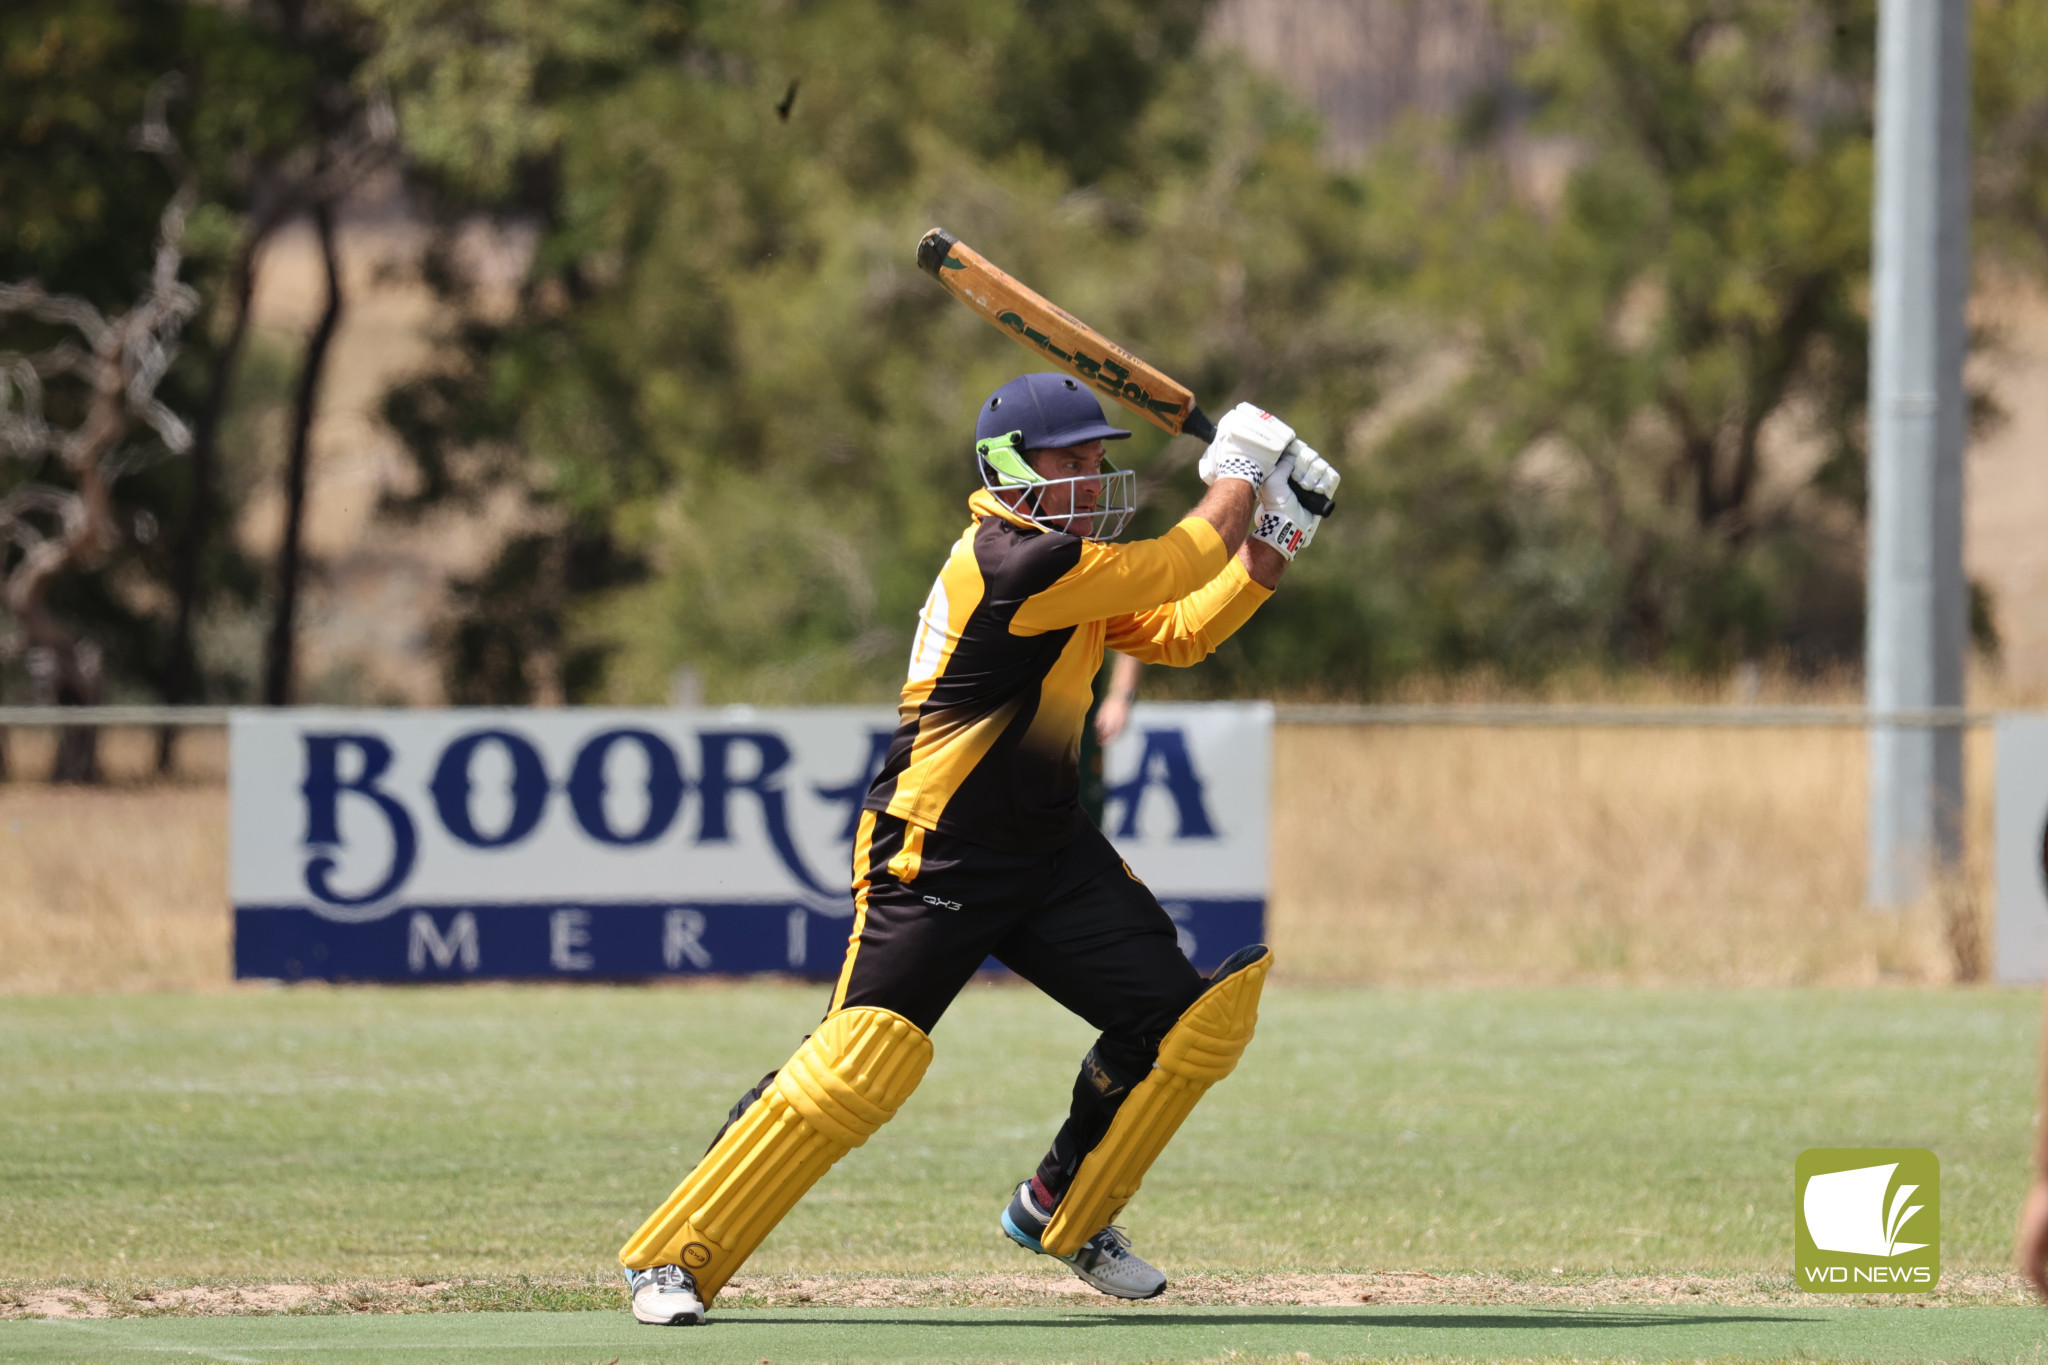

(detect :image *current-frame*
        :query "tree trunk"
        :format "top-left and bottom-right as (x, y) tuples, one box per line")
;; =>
(49, 639), (104, 784)
(158, 218), (272, 770)
(52, 733), (100, 784)
(16, 322), (130, 784)
(263, 200), (343, 707)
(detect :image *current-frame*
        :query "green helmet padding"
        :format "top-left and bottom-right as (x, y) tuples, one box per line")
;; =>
(976, 430), (1041, 487)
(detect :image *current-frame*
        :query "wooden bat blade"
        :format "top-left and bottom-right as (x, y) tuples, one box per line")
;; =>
(917, 227), (1207, 439)
(916, 227), (1332, 518)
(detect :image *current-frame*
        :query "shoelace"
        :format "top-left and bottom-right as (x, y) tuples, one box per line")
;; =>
(1090, 1224), (1134, 1257)
(651, 1264), (695, 1290)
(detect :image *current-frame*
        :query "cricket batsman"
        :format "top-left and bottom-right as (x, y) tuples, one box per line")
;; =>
(617, 372), (1339, 1324)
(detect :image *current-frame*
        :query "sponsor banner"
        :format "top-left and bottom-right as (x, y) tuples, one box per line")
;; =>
(231, 704), (1270, 980)
(1996, 714), (2048, 982)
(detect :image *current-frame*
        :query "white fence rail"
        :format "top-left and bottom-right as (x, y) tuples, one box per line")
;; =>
(1275, 704), (1989, 728)
(0, 703), (1999, 730)
(0, 705), (234, 727)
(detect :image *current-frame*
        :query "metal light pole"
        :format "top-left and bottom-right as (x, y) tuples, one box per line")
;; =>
(1866, 0), (1970, 907)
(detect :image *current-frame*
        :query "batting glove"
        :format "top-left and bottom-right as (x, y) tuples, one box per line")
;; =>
(1251, 445), (1340, 561)
(1198, 402), (1297, 489)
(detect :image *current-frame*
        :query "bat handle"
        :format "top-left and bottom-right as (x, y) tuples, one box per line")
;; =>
(1289, 479), (1337, 519)
(917, 227), (960, 280)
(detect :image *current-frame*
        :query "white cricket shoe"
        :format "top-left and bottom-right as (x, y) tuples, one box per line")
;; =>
(625, 1264), (706, 1325)
(1000, 1179), (1167, 1299)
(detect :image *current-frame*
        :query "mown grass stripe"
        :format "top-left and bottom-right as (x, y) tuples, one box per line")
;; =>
(6, 1305), (2046, 1365)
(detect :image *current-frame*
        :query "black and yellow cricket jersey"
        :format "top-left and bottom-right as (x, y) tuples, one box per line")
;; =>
(861, 488), (1271, 854)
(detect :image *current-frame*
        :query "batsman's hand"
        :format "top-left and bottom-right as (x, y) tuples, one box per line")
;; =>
(1251, 446), (1339, 561)
(1272, 439), (1339, 518)
(1199, 402), (1296, 489)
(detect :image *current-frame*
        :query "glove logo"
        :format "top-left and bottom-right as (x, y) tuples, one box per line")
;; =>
(1253, 512), (1306, 558)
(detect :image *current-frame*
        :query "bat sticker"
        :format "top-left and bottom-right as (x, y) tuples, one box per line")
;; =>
(995, 312), (1182, 421)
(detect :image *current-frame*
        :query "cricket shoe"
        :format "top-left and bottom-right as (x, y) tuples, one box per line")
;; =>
(1000, 1179), (1167, 1299)
(625, 1264), (706, 1325)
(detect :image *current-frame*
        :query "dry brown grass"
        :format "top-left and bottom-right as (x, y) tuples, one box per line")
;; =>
(0, 725), (228, 785)
(0, 720), (1997, 992)
(0, 784), (228, 993)
(1271, 724), (1993, 986)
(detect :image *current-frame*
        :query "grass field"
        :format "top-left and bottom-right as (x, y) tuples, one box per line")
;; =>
(2, 983), (2036, 1282)
(9, 1304), (2048, 1365)
(4, 982), (2042, 1361)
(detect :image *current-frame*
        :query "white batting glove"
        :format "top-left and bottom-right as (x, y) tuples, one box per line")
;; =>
(1263, 439), (1339, 513)
(1251, 446), (1339, 561)
(1198, 402), (1296, 488)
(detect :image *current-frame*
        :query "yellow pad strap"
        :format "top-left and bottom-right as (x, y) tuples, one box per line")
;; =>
(1041, 948), (1271, 1257)
(617, 1006), (932, 1303)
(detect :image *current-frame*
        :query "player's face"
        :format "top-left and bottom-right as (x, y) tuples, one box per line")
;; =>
(1026, 441), (1104, 535)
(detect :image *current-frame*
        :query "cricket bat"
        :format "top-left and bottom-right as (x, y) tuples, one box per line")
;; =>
(916, 227), (1335, 516)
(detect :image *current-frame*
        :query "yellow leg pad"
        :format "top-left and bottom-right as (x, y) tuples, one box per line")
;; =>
(1042, 947), (1272, 1257)
(617, 1006), (932, 1304)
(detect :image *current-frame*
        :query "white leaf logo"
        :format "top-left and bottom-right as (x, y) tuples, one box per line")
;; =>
(1803, 1163), (1928, 1257)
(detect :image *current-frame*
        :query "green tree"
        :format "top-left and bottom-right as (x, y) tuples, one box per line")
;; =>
(1347, 0), (1879, 679)
(1, 74), (198, 779)
(373, 0), (1386, 704)
(0, 0), (326, 775)
(1341, 0), (2048, 683)
(1977, 0), (2048, 269)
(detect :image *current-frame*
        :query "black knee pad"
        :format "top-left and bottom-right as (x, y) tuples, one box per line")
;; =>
(706, 1069), (779, 1152)
(1074, 1039), (1153, 1111)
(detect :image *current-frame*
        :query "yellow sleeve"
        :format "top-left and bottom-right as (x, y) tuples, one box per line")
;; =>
(1009, 517), (1229, 634)
(1103, 554), (1271, 666)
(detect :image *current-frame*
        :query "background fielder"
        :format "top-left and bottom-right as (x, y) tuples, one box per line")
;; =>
(616, 372), (1338, 1325)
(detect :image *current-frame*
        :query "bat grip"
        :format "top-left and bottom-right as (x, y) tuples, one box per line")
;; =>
(1289, 479), (1337, 519)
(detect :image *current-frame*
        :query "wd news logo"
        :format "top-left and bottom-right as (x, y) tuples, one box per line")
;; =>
(1794, 1149), (1939, 1292)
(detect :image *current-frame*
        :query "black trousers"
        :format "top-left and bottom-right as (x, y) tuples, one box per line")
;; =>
(816, 808), (1209, 1202)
